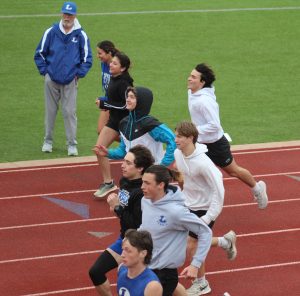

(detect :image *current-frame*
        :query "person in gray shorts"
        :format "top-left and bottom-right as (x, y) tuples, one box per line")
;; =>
(34, 1), (92, 156)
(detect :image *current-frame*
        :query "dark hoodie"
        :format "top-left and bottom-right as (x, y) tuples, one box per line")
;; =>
(107, 87), (176, 166)
(99, 71), (134, 120)
(115, 177), (143, 238)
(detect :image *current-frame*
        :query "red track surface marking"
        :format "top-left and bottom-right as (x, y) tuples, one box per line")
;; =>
(0, 143), (300, 295)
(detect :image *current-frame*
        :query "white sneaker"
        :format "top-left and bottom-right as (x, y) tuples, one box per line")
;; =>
(42, 142), (52, 153)
(68, 145), (78, 156)
(187, 279), (211, 295)
(254, 181), (268, 209)
(223, 230), (237, 261)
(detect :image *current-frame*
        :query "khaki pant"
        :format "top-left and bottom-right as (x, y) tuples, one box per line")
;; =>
(44, 74), (78, 146)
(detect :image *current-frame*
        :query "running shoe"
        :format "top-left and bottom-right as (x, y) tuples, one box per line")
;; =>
(187, 279), (211, 295)
(254, 181), (268, 209)
(223, 230), (237, 260)
(94, 182), (117, 198)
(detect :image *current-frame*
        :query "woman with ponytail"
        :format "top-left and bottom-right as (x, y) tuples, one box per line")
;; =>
(95, 40), (119, 134)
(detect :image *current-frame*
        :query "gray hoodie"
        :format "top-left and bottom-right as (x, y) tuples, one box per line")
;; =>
(140, 186), (212, 269)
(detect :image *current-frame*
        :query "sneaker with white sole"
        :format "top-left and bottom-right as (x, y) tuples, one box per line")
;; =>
(223, 230), (237, 261)
(187, 279), (211, 295)
(254, 180), (268, 209)
(94, 182), (118, 198)
(68, 145), (78, 156)
(42, 142), (52, 153)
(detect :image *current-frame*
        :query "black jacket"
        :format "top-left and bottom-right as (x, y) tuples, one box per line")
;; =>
(99, 71), (133, 119)
(115, 177), (143, 238)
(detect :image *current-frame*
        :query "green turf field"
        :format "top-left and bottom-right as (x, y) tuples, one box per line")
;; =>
(0, 0), (299, 162)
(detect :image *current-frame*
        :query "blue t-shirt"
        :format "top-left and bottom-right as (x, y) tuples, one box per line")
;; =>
(117, 265), (160, 296)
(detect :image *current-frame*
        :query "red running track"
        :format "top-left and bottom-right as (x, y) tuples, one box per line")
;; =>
(0, 145), (300, 296)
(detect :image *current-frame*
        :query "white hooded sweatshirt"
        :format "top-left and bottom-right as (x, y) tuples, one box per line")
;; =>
(188, 86), (224, 143)
(174, 143), (224, 225)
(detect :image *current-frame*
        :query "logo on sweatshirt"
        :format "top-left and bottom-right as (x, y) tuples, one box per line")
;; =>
(157, 215), (167, 226)
(71, 37), (78, 43)
(118, 189), (130, 206)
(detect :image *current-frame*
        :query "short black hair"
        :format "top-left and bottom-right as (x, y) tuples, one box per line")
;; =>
(145, 165), (182, 191)
(97, 40), (119, 56)
(195, 63), (216, 87)
(114, 51), (131, 72)
(129, 145), (155, 174)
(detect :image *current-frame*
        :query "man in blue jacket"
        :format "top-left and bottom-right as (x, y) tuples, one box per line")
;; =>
(34, 2), (92, 156)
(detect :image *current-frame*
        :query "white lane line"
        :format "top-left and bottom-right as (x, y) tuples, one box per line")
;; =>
(0, 189), (96, 200)
(2, 6), (300, 19)
(233, 147), (300, 155)
(0, 197), (299, 231)
(0, 163), (100, 173)
(222, 198), (300, 208)
(0, 216), (117, 231)
(237, 228), (300, 237)
(206, 260), (300, 276)
(1, 171), (299, 201)
(0, 249), (104, 264)
(223, 171), (300, 180)
(0, 147), (299, 173)
(20, 260), (300, 295)
(2, 228), (299, 264)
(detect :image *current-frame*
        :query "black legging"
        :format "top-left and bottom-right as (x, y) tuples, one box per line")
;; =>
(89, 250), (118, 286)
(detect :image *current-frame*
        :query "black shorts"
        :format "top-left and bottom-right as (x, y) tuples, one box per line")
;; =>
(205, 135), (233, 167)
(189, 209), (215, 239)
(106, 110), (128, 132)
(152, 268), (178, 296)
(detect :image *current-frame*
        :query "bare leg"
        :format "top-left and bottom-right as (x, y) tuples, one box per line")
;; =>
(222, 158), (268, 209)
(173, 283), (187, 296)
(95, 126), (119, 183)
(95, 279), (113, 296)
(222, 158), (256, 188)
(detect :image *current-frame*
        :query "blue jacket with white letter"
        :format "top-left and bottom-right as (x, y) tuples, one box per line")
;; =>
(34, 19), (92, 84)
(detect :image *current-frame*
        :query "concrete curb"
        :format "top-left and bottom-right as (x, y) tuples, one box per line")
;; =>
(0, 140), (299, 169)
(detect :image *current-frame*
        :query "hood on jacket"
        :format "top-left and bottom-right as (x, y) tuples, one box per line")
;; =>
(186, 143), (208, 158)
(151, 185), (185, 206)
(58, 18), (82, 34)
(126, 86), (153, 120)
(175, 143), (208, 175)
(190, 86), (216, 101)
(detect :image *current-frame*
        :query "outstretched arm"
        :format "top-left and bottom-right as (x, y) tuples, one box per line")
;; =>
(149, 124), (176, 166)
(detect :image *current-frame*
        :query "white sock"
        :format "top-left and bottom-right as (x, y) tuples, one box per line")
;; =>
(252, 182), (261, 195)
(218, 237), (230, 249)
(195, 276), (206, 283)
